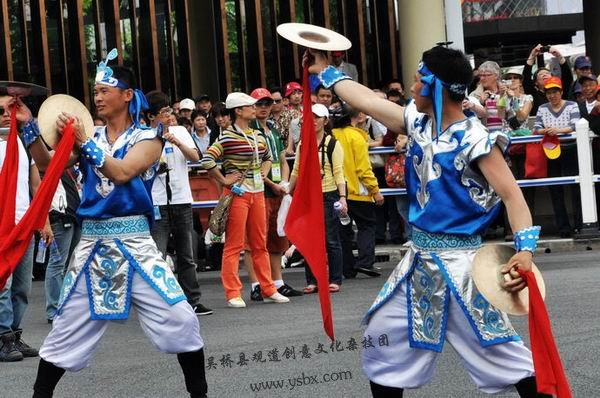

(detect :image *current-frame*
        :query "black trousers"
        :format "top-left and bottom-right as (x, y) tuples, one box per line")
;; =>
(341, 200), (376, 277)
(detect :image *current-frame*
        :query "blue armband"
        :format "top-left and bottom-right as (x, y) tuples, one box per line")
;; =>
(80, 139), (106, 168)
(514, 226), (541, 253)
(317, 65), (352, 89)
(21, 120), (41, 147)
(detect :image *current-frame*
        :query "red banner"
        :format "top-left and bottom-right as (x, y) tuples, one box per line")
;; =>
(284, 65), (334, 340)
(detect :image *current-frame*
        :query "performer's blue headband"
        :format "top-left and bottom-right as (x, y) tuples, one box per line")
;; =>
(418, 61), (467, 137)
(95, 48), (149, 129)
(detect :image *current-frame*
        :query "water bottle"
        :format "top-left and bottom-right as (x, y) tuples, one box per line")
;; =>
(35, 239), (47, 264)
(49, 241), (62, 263)
(333, 201), (352, 226)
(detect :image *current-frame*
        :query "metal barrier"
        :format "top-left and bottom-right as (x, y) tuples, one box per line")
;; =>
(190, 120), (600, 239)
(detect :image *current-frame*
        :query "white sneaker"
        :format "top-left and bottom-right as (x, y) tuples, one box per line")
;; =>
(264, 292), (290, 304)
(227, 297), (246, 308)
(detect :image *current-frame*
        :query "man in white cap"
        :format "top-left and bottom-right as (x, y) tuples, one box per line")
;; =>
(179, 98), (195, 121)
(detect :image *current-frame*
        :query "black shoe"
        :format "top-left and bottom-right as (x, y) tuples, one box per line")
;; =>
(0, 332), (24, 362)
(278, 283), (303, 297)
(250, 285), (263, 301)
(14, 330), (38, 358)
(192, 304), (214, 316)
(355, 267), (381, 277)
(287, 250), (305, 268)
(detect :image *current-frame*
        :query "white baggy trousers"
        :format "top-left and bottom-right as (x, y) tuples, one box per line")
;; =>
(362, 281), (534, 394)
(40, 273), (204, 372)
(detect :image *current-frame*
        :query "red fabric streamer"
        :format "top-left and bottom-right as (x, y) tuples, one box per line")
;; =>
(518, 269), (572, 398)
(0, 106), (20, 237)
(0, 110), (75, 289)
(284, 65), (335, 340)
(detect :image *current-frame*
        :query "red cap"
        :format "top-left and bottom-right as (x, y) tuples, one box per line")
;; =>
(544, 76), (562, 90)
(542, 134), (561, 159)
(250, 88), (273, 100)
(331, 51), (345, 57)
(285, 82), (302, 97)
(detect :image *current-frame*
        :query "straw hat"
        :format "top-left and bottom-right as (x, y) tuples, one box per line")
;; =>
(37, 94), (94, 149)
(472, 245), (545, 316)
(277, 23), (351, 51)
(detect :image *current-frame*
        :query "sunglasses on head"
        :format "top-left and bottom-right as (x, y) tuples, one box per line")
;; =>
(256, 100), (274, 107)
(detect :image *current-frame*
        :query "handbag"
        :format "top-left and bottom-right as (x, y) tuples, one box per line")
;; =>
(385, 154), (406, 188)
(208, 167), (250, 236)
(524, 142), (547, 178)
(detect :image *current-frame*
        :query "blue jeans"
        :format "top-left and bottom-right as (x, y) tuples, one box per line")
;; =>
(305, 192), (343, 285)
(45, 220), (79, 321)
(0, 241), (34, 334)
(395, 196), (412, 240)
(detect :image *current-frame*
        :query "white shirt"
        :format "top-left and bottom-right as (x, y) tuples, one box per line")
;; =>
(151, 126), (195, 205)
(0, 136), (32, 223)
(586, 100), (597, 114)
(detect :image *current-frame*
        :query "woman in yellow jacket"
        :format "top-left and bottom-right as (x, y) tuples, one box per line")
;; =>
(333, 105), (384, 279)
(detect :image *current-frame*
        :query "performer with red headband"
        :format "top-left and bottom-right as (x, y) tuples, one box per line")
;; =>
(306, 45), (551, 397)
(26, 49), (208, 398)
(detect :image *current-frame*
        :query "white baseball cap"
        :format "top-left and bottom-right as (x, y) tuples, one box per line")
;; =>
(311, 103), (329, 118)
(225, 92), (257, 109)
(180, 98), (195, 111)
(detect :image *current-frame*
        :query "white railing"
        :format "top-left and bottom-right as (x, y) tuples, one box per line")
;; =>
(190, 120), (600, 238)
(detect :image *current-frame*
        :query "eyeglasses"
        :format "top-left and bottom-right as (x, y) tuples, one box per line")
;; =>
(256, 100), (274, 107)
(273, 99), (282, 104)
(479, 73), (494, 78)
(159, 107), (173, 116)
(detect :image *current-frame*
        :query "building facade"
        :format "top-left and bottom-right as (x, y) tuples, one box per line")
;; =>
(0, 0), (402, 108)
(2, 0), (597, 110)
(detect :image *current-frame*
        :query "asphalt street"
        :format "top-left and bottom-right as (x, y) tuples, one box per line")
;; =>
(2, 250), (599, 398)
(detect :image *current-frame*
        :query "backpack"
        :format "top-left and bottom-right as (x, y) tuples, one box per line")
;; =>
(385, 154), (406, 188)
(319, 134), (337, 178)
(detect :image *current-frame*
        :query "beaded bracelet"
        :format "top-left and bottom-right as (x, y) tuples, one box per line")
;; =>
(80, 139), (106, 168)
(514, 226), (541, 253)
(316, 65), (352, 90)
(21, 120), (41, 147)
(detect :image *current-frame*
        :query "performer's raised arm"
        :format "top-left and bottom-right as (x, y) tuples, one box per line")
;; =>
(56, 111), (161, 185)
(304, 49), (406, 134)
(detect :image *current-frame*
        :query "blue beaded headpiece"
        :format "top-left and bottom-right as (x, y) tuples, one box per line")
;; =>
(95, 48), (149, 129)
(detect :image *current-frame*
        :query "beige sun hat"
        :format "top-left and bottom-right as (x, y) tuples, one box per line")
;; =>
(37, 94), (94, 149)
(471, 245), (545, 316)
(277, 23), (352, 51)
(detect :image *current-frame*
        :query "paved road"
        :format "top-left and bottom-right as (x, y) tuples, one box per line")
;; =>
(2, 250), (599, 397)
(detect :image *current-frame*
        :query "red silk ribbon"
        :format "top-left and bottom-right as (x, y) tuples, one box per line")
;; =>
(0, 109), (75, 289)
(517, 269), (572, 398)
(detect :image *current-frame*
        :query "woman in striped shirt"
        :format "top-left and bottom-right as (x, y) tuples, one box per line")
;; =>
(200, 92), (290, 308)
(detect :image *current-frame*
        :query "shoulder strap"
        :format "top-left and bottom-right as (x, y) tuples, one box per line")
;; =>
(326, 135), (337, 176)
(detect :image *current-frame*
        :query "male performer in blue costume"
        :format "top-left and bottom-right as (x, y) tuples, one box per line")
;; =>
(23, 49), (207, 398)
(306, 45), (549, 397)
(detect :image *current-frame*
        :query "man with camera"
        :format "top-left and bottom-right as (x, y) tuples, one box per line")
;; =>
(523, 44), (573, 114)
(146, 90), (213, 317)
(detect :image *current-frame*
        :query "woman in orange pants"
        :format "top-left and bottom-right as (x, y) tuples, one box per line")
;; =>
(200, 92), (290, 308)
